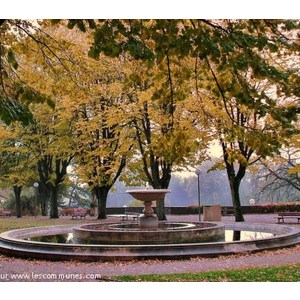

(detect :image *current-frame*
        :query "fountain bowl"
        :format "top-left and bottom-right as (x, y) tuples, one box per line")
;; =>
(125, 189), (171, 228)
(125, 189), (171, 201)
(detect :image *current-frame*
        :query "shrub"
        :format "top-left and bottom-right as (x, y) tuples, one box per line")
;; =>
(256, 202), (300, 213)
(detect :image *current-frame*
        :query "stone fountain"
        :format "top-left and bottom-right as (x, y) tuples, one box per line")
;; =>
(125, 189), (170, 229)
(71, 188), (225, 245)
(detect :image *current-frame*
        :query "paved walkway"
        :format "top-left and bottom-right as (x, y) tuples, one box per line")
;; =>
(1, 214), (300, 282)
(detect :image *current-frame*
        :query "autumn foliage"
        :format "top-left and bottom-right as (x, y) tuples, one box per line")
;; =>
(1, 20), (300, 220)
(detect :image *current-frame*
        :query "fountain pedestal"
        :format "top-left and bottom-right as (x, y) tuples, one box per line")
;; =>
(125, 189), (171, 229)
(139, 200), (158, 228)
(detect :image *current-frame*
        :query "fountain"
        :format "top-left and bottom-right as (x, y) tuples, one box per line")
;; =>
(1, 189), (300, 261)
(72, 189), (225, 245)
(125, 188), (170, 228)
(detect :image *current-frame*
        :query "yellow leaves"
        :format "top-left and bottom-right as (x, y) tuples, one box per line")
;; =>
(224, 147), (249, 166)
(208, 158), (226, 172)
(0, 124), (13, 141)
(217, 72), (234, 91)
(289, 165), (300, 175)
(155, 129), (187, 163)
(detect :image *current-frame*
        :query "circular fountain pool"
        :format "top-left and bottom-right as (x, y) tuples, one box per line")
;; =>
(73, 222), (225, 245)
(0, 221), (300, 261)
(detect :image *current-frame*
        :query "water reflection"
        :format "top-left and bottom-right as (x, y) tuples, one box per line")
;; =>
(26, 233), (73, 244)
(225, 230), (274, 242)
(25, 230), (275, 244)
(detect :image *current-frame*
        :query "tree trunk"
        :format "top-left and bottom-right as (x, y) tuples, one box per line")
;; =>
(13, 186), (22, 218)
(39, 183), (50, 216)
(156, 196), (167, 221)
(95, 186), (110, 219)
(152, 174), (171, 221)
(50, 185), (59, 218)
(233, 230), (241, 241)
(226, 164), (245, 222)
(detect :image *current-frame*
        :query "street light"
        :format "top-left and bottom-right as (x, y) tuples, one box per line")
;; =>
(249, 198), (255, 206)
(33, 182), (39, 218)
(0, 194), (6, 209)
(195, 168), (201, 221)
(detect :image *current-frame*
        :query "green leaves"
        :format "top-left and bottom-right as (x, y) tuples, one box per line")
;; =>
(0, 96), (33, 125)
(51, 19), (97, 32)
(0, 85), (55, 125)
(7, 49), (18, 70)
(16, 87), (55, 109)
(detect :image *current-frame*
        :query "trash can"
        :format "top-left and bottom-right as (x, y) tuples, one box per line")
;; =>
(203, 205), (222, 221)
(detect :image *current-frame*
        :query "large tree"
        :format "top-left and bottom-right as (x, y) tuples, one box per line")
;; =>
(0, 122), (36, 217)
(74, 96), (132, 219)
(43, 22), (135, 219)
(121, 59), (208, 220)
(9, 22), (79, 218)
(197, 22), (300, 220)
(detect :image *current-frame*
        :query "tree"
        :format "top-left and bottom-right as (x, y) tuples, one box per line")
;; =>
(18, 101), (75, 218)
(119, 54), (209, 220)
(9, 22), (79, 218)
(41, 22), (136, 219)
(200, 60), (300, 220)
(189, 20), (300, 221)
(255, 132), (300, 202)
(0, 122), (35, 217)
(74, 95), (134, 219)
(8, 20), (136, 219)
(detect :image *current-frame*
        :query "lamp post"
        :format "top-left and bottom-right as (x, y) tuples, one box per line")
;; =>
(0, 194), (5, 209)
(33, 182), (39, 218)
(195, 168), (201, 221)
(249, 198), (255, 206)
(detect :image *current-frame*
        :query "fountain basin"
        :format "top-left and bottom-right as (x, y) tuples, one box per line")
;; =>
(0, 222), (300, 261)
(73, 222), (225, 245)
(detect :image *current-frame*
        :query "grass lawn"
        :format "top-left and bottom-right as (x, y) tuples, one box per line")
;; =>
(116, 264), (300, 282)
(0, 215), (91, 232)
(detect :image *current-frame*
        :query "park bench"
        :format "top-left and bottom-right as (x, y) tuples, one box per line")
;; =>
(122, 211), (140, 221)
(277, 212), (300, 224)
(122, 208), (141, 221)
(71, 210), (87, 220)
(0, 210), (12, 217)
(106, 213), (139, 221)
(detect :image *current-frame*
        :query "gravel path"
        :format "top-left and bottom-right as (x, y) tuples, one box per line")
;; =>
(1, 214), (300, 282)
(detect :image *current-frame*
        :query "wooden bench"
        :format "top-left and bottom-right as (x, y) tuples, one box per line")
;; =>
(0, 210), (12, 217)
(122, 212), (140, 221)
(277, 212), (300, 224)
(71, 211), (87, 219)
